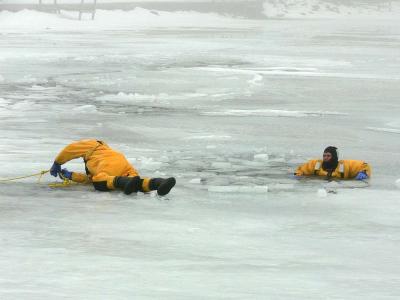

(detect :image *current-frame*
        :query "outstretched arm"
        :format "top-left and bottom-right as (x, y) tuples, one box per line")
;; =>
(60, 169), (91, 184)
(50, 139), (100, 177)
(295, 160), (318, 176)
(349, 161), (371, 179)
(54, 139), (101, 165)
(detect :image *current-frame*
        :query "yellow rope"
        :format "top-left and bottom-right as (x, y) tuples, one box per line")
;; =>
(0, 170), (49, 182)
(0, 170), (77, 188)
(48, 173), (77, 188)
(48, 181), (75, 188)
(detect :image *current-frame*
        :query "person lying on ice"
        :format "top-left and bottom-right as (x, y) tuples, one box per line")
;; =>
(294, 146), (371, 180)
(49, 139), (176, 196)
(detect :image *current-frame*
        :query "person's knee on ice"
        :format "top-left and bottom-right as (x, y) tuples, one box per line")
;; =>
(93, 181), (110, 192)
(113, 176), (141, 195)
(92, 172), (116, 192)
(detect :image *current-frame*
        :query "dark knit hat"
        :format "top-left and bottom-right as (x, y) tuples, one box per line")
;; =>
(323, 146), (338, 162)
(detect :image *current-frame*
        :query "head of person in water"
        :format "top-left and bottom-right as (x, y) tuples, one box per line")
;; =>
(322, 146), (339, 171)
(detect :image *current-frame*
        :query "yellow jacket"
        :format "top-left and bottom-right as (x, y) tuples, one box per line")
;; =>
(295, 159), (371, 179)
(54, 139), (148, 190)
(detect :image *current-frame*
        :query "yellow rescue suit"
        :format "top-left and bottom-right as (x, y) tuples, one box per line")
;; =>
(295, 159), (371, 179)
(54, 139), (151, 191)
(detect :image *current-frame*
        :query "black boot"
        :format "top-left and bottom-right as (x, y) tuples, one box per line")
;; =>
(114, 176), (141, 195)
(149, 177), (176, 196)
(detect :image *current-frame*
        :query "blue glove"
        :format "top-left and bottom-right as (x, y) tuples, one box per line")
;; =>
(60, 168), (73, 180)
(50, 162), (61, 177)
(355, 172), (368, 180)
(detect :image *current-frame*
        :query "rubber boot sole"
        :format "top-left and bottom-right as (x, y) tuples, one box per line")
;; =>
(157, 177), (176, 196)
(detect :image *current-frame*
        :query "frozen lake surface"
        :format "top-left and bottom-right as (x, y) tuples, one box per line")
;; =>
(1, 10), (400, 299)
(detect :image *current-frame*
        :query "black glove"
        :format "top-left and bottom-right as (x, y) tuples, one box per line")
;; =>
(60, 168), (73, 180)
(50, 162), (61, 177)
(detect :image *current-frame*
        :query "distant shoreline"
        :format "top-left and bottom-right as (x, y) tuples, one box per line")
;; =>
(0, 1), (267, 19)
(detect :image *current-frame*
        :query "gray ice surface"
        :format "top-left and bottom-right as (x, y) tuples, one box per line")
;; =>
(1, 16), (400, 299)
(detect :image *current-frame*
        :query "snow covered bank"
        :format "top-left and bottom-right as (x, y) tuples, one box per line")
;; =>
(0, 8), (257, 32)
(263, 0), (400, 18)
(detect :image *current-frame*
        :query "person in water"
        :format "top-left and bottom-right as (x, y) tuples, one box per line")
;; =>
(295, 146), (371, 180)
(49, 139), (176, 196)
